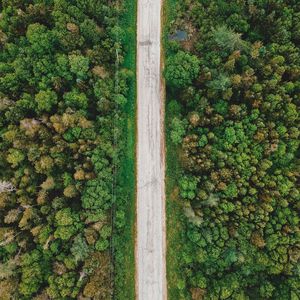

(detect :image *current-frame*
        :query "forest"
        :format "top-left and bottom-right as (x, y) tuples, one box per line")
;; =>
(0, 0), (135, 299)
(0, 0), (299, 299)
(165, 0), (299, 299)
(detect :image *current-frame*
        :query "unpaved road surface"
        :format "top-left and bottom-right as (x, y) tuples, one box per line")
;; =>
(136, 0), (166, 299)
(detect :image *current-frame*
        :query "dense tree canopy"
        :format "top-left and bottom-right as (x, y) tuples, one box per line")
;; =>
(0, 0), (132, 298)
(166, 1), (300, 299)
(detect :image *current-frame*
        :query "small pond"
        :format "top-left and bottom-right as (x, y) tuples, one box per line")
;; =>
(168, 30), (188, 41)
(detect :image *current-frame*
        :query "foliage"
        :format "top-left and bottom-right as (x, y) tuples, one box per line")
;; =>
(212, 25), (248, 53)
(35, 90), (58, 113)
(165, 51), (200, 88)
(165, 0), (300, 299)
(0, 0), (132, 298)
(170, 117), (187, 144)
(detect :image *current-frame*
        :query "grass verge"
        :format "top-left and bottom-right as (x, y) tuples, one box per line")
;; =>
(113, 0), (137, 298)
(165, 108), (187, 300)
(163, 0), (189, 298)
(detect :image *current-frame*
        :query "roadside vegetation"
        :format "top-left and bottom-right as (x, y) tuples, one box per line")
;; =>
(163, 0), (189, 299)
(165, 1), (300, 299)
(0, 0), (135, 299)
(113, 0), (136, 297)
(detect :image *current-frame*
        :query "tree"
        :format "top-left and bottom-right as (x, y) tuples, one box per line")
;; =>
(19, 250), (50, 297)
(260, 281), (275, 298)
(63, 89), (88, 110)
(208, 73), (231, 92)
(47, 272), (80, 299)
(165, 51), (200, 88)
(212, 25), (247, 53)
(69, 54), (90, 80)
(6, 149), (25, 167)
(35, 90), (58, 112)
(170, 117), (187, 144)
(54, 208), (82, 240)
(71, 234), (90, 263)
(26, 23), (56, 55)
(0, 181), (15, 193)
(0, 279), (18, 300)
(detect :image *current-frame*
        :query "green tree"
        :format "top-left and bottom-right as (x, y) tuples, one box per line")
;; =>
(54, 208), (82, 240)
(71, 234), (90, 263)
(69, 54), (89, 79)
(165, 51), (200, 88)
(170, 117), (187, 144)
(212, 25), (247, 52)
(63, 89), (88, 110)
(47, 272), (80, 299)
(19, 250), (50, 297)
(35, 90), (58, 112)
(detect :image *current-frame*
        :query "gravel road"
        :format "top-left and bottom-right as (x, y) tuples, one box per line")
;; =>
(136, 0), (167, 299)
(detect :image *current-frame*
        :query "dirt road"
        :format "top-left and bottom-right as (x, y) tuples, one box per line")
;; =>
(136, 0), (166, 299)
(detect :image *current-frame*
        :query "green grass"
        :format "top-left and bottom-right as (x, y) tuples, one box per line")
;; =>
(113, 0), (137, 299)
(165, 108), (187, 300)
(163, 0), (189, 299)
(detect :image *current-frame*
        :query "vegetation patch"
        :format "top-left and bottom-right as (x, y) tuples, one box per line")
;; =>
(0, 0), (135, 299)
(165, 1), (300, 299)
(113, 0), (137, 298)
